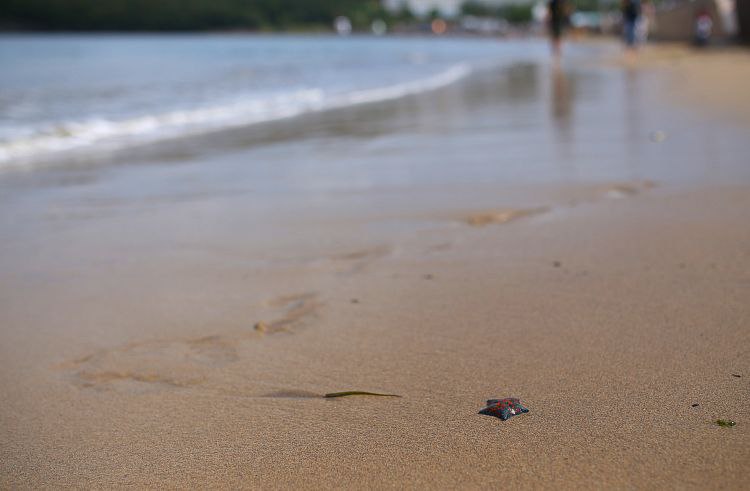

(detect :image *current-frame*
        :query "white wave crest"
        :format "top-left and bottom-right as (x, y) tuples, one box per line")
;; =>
(0, 63), (471, 168)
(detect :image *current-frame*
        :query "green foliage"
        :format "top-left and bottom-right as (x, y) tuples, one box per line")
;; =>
(574, 0), (621, 12)
(461, 2), (494, 17)
(461, 1), (533, 24)
(460, 0), (622, 24)
(573, 0), (601, 12)
(427, 8), (442, 20)
(393, 5), (415, 23)
(0, 0), (389, 31)
(347, 2), (390, 30)
(715, 419), (736, 427)
(498, 4), (533, 24)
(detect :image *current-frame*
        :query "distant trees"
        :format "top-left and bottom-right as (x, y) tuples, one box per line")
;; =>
(0, 0), (644, 32)
(460, 0), (621, 26)
(0, 0), (391, 31)
(461, 1), (534, 24)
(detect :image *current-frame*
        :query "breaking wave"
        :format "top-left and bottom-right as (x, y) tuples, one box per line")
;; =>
(0, 63), (471, 168)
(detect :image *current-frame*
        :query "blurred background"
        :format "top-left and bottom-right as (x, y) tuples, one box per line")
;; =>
(0, 0), (745, 42)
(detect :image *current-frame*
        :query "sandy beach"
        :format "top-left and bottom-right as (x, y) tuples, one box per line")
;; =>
(1, 39), (748, 488)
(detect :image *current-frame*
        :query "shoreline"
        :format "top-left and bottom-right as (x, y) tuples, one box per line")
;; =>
(0, 35), (526, 172)
(3, 38), (747, 175)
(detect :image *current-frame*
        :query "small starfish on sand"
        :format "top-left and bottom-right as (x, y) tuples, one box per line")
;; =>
(479, 398), (529, 421)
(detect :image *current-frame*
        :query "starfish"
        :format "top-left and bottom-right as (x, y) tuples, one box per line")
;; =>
(479, 398), (529, 421)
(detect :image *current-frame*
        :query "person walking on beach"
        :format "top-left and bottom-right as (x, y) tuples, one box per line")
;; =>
(621, 0), (641, 51)
(636, 0), (655, 44)
(547, 0), (568, 58)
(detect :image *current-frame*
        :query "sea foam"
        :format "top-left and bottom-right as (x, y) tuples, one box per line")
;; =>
(0, 63), (471, 169)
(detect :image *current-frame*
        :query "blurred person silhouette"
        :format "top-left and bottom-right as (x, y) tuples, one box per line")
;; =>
(636, 0), (655, 44)
(621, 0), (641, 52)
(693, 8), (713, 46)
(547, 0), (569, 58)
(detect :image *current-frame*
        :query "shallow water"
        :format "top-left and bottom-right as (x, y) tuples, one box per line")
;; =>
(0, 34), (545, 167)
(1, 37), (749, 272)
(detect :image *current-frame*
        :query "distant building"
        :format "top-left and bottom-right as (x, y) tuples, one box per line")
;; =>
(382, 0), (462, 18)
(653, 0), (737, 42)
(382, 0), (529, 19)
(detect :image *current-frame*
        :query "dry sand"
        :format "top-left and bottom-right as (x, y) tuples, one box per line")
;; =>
(1, 44), (749, 489)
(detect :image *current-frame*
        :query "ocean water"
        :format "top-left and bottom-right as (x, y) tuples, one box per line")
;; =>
(0, 34), (544, 168)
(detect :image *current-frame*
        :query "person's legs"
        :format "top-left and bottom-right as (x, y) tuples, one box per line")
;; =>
(550, 23), (562, 58)
(624, 20), (637, 48)
(636, 17), (649, 44)
(551, 36), (561, 57)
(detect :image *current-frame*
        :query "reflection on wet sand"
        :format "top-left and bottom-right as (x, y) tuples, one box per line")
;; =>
(551, 65), (573, 124)
(549, 64), (578, 180)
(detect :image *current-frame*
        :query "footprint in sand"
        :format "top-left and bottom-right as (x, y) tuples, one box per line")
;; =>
(318, 245), (391, 275)
(423, 242), (453, 254)
(59, 334), (238, 393)
(462, 207), (549, 227)
(59, 292), (322, 393)
(256, 292), (323, 334)
(599, 180), (657, 200)
(455, 181), (655, 228)
(59, 341), (210, 393)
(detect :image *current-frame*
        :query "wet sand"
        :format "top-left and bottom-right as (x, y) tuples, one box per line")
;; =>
(1, 41), (749, 488)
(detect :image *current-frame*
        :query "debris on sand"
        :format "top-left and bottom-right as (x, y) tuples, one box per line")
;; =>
(715, 419), (736, 427)
(324, 391), (401, 398)
(479, 398), (529, 421)
(649, 130), (667, 143)
(463, 207), (548, 227)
